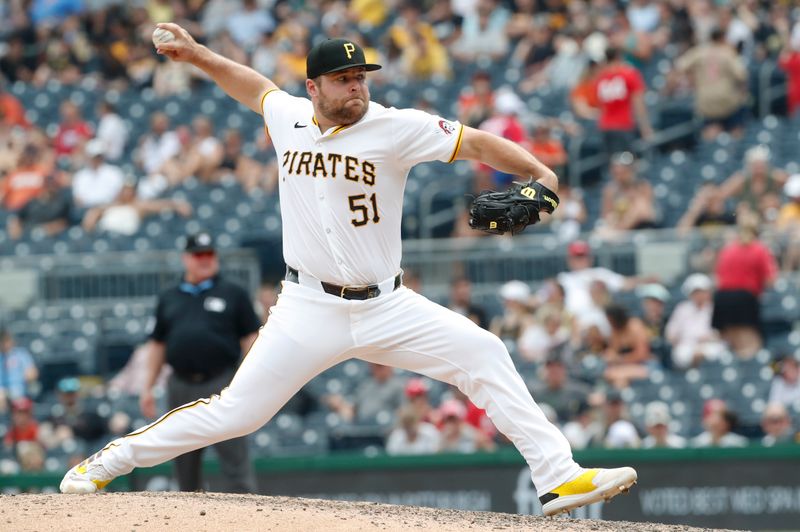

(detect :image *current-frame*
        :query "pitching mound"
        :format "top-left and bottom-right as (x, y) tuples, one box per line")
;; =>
(3, 492), (730, 531)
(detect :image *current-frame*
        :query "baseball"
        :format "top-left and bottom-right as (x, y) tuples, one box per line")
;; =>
(152, 27), (175, 47)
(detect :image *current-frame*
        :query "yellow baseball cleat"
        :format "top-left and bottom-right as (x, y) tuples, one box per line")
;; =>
(59, 450), (115, 494)
(540, 467), (638, 517)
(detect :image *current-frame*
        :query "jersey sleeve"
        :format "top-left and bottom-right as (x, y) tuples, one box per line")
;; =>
(391, 108), (465, 167)
(260, 89), (309, 139)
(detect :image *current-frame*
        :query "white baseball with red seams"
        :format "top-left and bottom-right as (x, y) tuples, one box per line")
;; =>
(86, 88), (584, 499)
(151, 27), (175, 46)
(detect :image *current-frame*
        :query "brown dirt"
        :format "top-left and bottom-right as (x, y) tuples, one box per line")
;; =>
(0, 492), (734, 532)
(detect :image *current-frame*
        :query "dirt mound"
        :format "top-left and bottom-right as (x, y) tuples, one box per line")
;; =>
(2, 492), (731, 531)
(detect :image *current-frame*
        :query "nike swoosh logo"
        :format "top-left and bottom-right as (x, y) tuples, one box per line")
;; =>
(294, 122), (307, 128)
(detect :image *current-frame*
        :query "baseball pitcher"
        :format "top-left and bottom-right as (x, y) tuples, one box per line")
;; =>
(60, 23), (637, 517)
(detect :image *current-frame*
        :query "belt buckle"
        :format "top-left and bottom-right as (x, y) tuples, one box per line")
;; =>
(340, 284), (379, 300)
(340, 284), (362, 298)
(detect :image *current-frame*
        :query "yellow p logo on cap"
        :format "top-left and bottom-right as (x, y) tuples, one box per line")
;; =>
(344, 43), (355, 59)
(489, 221), (497, 229)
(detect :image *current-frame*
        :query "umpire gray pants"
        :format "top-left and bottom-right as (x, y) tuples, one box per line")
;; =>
(167, 368), (256, 493)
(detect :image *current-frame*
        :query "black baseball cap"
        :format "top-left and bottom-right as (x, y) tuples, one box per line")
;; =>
(306, 38), (382, 79)
(184, 231), (215, 253)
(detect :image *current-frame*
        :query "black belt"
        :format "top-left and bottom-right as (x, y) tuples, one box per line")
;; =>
(286, 267), (401, 300)
(173, 366), (230, 384)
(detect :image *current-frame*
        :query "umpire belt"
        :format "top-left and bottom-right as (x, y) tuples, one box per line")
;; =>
(173, 366), (229, 384)
(285, 266), (401, 300)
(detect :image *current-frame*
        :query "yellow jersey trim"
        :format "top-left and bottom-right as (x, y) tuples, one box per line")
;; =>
(330, 124), (351, 136)
(123, 395), (216, 439)
(312, 116), (319, 126)
(260, 88), (278, 139)
(447, 124), (465, 163)
(259, 88), (278, 114)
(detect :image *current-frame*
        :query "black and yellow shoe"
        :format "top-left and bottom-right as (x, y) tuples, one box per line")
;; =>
(540, 467), (638, 517)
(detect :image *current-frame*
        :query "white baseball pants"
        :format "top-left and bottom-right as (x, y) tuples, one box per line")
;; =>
(99, 278), (581, 495)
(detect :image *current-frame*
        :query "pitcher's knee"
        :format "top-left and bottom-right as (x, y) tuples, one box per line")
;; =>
(476, 331), (511, 359)
(221, 409), (266, 438)
(230, 417), (264, 438)
(216, 396), (269, 437)
(458, 330), (513, 370)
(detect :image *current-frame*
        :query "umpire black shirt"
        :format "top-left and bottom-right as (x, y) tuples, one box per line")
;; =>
(151, 275), (261, 378)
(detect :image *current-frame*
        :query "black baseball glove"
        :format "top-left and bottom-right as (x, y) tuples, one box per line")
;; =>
(468, 180), (560, 235)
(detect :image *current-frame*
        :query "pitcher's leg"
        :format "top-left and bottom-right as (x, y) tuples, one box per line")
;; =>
(96, 282), (352, 480)
(356, 288), (580, 496)
(99, 329), (308, 477)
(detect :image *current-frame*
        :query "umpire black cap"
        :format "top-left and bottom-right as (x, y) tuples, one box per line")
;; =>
(184, 231), (215, 253)
(306, 39), (382, 79)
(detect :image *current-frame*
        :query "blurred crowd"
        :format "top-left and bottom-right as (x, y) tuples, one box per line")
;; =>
(3, 256), (800, 475)
(2, 1), (800, 242)
(3, 0), (800, 475)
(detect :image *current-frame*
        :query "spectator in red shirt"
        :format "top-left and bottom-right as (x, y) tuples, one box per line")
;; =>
(53, 101), (93, 158)
(712, 219), (778, 358)
(570, 60), (601, 121)
(3, 397), (39, 449)
(594, 47), (653, 156)
(779, 44), (800, 117)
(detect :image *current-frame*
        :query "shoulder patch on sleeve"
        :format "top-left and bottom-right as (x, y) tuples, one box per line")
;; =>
(438, 120), (457, 136)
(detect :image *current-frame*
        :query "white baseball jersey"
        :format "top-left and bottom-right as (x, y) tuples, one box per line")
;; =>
(65, 51), (599, 504)
(260, 89), (465, 286)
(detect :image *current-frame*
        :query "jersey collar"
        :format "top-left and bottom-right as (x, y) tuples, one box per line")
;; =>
(311, 105), (372, 139)
(179, 275), (217, 296)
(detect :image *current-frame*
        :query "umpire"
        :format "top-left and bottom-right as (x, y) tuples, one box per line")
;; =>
(139, 231), (261, 492)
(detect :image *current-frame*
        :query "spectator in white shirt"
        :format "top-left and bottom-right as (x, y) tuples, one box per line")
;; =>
(601, 390), (641, 449)
(186, 116), (224, 181)
(95, 101), (128, 162)
(136, 112), (181, 178)
(665, 274), (726, 369)
(162, 116), (224, 185)
(82, 180), (192, 236)
(760, 402), (796, 446)
(691, 399), (748, 448)
(451, 0), (509, 63)
(385, 405), (440, 456)
(226, 0), (275, 51)
(642, 401), (686, 449)
(561, 400), (604, 450)
(518, 304), (571, 363)
(557, 240), (644, 331)
(769, 355), (800, 408)
(71, 139), (125, 209)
